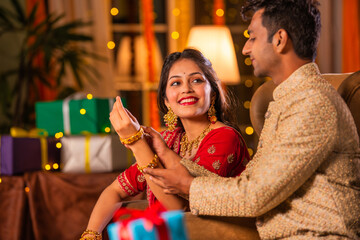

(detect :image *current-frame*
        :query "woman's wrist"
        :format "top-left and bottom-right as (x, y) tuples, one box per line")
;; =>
(80, 229), (102, 240)
(159, 147), (176, 160)
(119, 127), (144, 145)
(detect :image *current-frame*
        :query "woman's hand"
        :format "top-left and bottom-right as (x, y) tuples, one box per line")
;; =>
(109, 96), (140, 139)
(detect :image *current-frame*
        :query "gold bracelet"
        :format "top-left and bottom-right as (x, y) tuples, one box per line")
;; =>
(137, 154), (159, 173)
(80, 229), (102, 240)
(119, 127), (144, 145)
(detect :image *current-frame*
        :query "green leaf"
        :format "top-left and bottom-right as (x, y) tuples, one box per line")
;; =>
(26, 2), (38, 26)
(55, 61), (66, 86)
(10, 0), (26, 24)
(57, 86), (77, 99)
(0, 8), (14, 28)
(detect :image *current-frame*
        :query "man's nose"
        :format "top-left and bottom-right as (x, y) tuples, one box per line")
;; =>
(242, 40), (251, 56)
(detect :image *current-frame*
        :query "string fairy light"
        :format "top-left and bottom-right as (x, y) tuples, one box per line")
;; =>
(110, 7), (119, 16)
(245, 79), (253, 87)
(107, 41), (115, 50)
(245, 126), (254, 135)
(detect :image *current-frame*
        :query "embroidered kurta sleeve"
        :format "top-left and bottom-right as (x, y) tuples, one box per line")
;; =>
(192, 127), (249, 177)
(186, 91), (338, 217)
(117, 164), (146, 197)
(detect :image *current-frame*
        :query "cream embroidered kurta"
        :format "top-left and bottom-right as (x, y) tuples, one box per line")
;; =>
(182, 63), (360, 239)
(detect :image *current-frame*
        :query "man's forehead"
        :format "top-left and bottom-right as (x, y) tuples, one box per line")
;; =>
(248, 9), (264, 33)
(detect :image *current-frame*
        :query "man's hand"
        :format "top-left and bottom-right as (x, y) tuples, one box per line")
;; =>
(144, 163), (194, 195)
(142, 126), (169, 160)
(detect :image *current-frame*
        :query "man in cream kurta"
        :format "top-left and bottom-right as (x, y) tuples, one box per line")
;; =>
(145, 0), (360, 239)
(178, 62), (360, 239)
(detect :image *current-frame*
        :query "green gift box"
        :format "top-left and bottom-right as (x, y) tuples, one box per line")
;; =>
(35, 97), (126, 136)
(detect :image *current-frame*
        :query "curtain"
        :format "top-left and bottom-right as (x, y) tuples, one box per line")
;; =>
(26, 0), (58, 101)
(343, 0), (360, 72)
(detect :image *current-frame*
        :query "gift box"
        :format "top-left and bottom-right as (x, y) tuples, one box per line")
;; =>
(107, 204), (188, 240)
(0, 136), (61, 175)
(35, 97), (126, 136)
(60, 134), (135, 173)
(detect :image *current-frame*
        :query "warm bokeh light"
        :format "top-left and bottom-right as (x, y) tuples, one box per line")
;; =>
(56, 142), (62, 149)
(80, 109), (86, 115)
(45, 164), (51, 171)
(107, 41), (115, 49)
(244, 101), (251, 109)
(53, 163), (59, 170)
(25, 187), (30, 192)
(248, 148), (254, 156)
(172, 8), (180, 16)
(0, 178), (2, 184)
(216, 9), (224, 17)
(110, 7), (119, 16)
(245, 79), (253, 87)
(245, 126), (254, 135)
(245, 57), (252, 66)
(105, 127), (111, 133)
(244, 29), (249, 38)
(171, 31), (179, 40)
(87, 93), (93, 100)
(55, 132), (63, 139)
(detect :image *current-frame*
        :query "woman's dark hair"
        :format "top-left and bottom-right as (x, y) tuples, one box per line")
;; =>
(241, 0), (321, 61)
(157, 48), (238, 130)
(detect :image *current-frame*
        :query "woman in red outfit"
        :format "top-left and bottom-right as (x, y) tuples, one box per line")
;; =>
(81, 49), (249, 239)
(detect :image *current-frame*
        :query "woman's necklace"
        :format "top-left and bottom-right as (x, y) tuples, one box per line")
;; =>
(180, 123), (212, 157)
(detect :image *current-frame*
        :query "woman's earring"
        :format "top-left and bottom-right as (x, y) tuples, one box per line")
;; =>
(208, 97), (217, 124)
(164, 107), (178, 131)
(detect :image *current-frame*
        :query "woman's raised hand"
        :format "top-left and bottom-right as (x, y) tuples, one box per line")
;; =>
(109, 96), (140, 139)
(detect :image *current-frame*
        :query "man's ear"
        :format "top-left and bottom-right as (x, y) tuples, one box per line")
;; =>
(272, 29), (289, 53)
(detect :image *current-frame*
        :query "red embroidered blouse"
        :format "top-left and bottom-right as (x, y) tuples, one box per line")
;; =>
(117, 126), (250, 207)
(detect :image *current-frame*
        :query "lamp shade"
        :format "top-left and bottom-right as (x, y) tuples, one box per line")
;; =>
(186, 25), (240, 85)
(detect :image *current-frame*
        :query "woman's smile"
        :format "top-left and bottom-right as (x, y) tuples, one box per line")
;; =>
(178, 97), (199, 105)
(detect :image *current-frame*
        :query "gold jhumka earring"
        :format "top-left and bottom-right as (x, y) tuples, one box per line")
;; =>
(208, 97), (217, 124)
(164, 107), (178, 131)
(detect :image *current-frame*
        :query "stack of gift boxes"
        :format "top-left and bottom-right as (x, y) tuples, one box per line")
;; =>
(0, 95), (134, 177)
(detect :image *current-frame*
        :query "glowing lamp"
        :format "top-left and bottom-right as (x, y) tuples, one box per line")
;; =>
(186, 25), (240, 85)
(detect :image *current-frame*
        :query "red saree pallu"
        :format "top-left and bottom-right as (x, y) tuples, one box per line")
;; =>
(107, 202), (188, 240)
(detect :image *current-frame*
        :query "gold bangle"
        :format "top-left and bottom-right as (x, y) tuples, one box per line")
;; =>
(137, 154), (159, 173)
(119, 127), (144, 145)
(80, 229), (102, 240)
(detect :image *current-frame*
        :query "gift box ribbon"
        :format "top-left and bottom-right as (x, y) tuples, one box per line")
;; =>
(80, 131), (113, 174)
(10, 127), (49, 169)
(113, 202), (169, 240)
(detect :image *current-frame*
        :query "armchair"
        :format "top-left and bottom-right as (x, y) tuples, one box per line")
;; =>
(250, 71), (360, 138)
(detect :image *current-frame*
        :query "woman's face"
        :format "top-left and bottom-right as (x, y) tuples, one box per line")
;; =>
(165, 58), (212, 121)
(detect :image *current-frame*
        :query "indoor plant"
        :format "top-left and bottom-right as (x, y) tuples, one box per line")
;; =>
(0, 0), (103, 133)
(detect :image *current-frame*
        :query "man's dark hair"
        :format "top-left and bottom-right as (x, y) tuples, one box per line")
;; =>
(241, 0), (321, 61)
